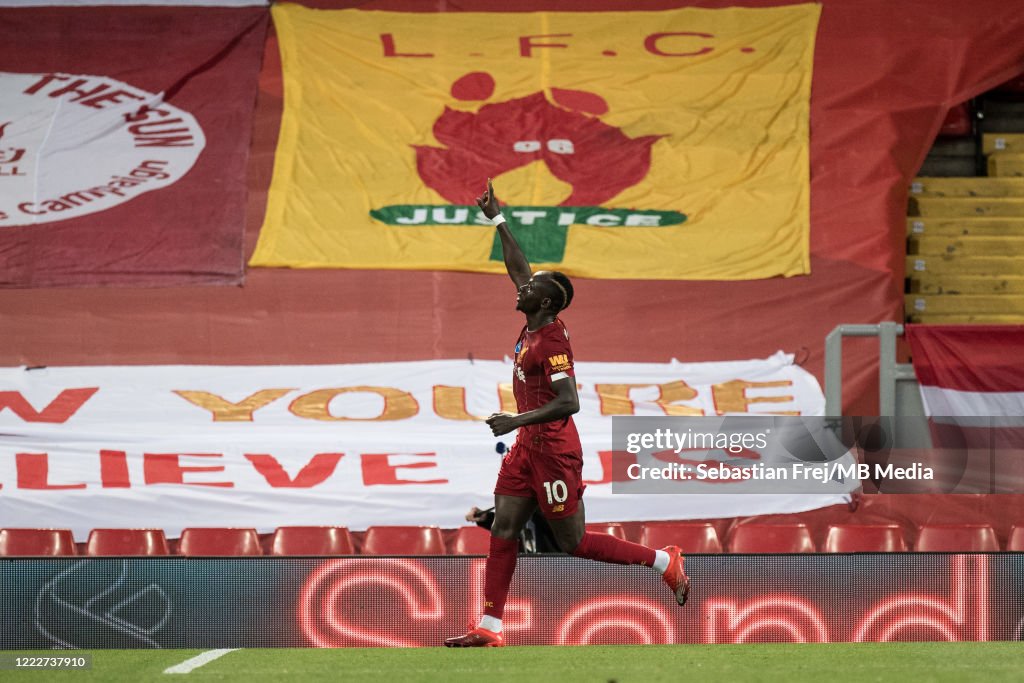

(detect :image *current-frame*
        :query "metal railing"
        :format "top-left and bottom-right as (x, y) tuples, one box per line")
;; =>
(824, 323), (929, 447)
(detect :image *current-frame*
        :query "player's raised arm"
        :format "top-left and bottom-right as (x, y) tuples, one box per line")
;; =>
(476, 180), (531, 288)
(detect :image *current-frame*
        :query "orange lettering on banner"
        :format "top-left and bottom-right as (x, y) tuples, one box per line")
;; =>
(289, 387), (419, 421)
(99, 449), (130, 488)
(245, 453), (345, 488)
(143, 453), (233, 488)
(595, 381), (703, 416)
(498, 383), (517, 414)
(433, 385), (485, 421)
(711, 380), (798, 415)
(15, 453), (87, 490)
(173, 388), (293, 421)
(0, 387), (98, 423)
(361, 452), (448, 486)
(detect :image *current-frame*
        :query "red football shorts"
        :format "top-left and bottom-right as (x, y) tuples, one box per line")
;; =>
(493, 442), (586, 519)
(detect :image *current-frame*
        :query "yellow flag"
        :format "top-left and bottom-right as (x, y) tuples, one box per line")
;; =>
(251, 4), (820, 280)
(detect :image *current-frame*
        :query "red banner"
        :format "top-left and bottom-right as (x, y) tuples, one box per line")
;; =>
(0, 7), (268, 287)
(1, 2), (1024, 420)
(906, 324), (1024, 450)
(906, 325), (1024, 393)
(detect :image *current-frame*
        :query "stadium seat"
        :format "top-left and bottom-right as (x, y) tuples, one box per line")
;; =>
(0, 528), (77, 556)
(726, 523), (816, 553)
(585, 522), (626, 540)
(86, 528), (170, 556)
(824, 524), (907, 552)
(937, 102), (971, 137)
(270, 526), (354, 555)
(362, 526), (445, 555)
(451, 526), (492, 555)
(639, 522), (723, 553)
(914, 524), (1000, 551)
(1008, 526), (1024, 551)
(178, 528), (262, 556)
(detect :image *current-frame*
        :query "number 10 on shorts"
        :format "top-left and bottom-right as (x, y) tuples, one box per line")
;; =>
(543, 479), (568, 505)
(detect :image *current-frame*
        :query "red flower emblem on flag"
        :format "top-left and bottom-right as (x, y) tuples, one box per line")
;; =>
(413, 73), (662, 206)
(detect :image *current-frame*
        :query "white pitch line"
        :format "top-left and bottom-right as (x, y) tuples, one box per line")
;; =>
(163, 648), (239, 675)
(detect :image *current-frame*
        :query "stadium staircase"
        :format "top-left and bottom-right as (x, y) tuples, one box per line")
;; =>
(906, 82), (1024, 323)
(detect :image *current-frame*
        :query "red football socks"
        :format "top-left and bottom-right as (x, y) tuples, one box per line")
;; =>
(482, 535), (519, 619)
(572, 531), (657, 566)
(482, 532), (656, 619)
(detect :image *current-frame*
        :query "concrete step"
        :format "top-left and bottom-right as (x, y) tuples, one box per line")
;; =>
(982, 132), (1024, 154)
(907, 275), (1024, 295)
(909, 196), (1024, 217)
(909, 177), (1024, 197)
(906, 254), (1024, 276)
(918, 157), (978, 177)
(981, 99), (1024, 116)
(906, 217), (1024, 236)
(981, 118), (1024, 133)
(908, 235), (1024, 257)
(988, 153), (1024, 177)
(926, 137), (978, 157)
(906, 294), (1024, 315)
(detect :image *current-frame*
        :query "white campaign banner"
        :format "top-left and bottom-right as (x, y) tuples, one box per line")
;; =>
(0, 353), (848, 540)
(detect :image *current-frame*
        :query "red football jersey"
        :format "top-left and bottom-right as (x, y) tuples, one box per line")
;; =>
(512, 318), (581, 453)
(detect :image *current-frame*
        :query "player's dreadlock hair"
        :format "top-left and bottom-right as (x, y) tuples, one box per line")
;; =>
(546, 271), (574, 312)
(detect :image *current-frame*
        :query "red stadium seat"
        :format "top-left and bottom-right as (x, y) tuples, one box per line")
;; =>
(824, 524), (907, 552)
(914, 524), (1000, 552)
(178, 528), (262, 556)
(362, 526), (445, 555)
(271, 526), (354, 555)
(451, 526), (491, 555)
(937, 102), (971, 137)
(585, 522), (626, 540)
(86, 529), (170, 556)
(1008, 526), (1024, 552)
(0, 528), (77, 556)
(639, 522), (723, 554)
(726, 523), (816, 553)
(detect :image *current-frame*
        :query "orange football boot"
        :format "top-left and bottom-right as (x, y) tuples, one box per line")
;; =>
(661, 545), (690, 606)
(443, 625), (505, 648)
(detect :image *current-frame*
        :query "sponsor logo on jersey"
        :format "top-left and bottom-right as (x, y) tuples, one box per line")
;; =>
(548, 354), (571, 372)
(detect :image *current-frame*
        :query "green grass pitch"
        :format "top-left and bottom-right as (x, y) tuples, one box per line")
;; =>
(3, 643), (1021, 682)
